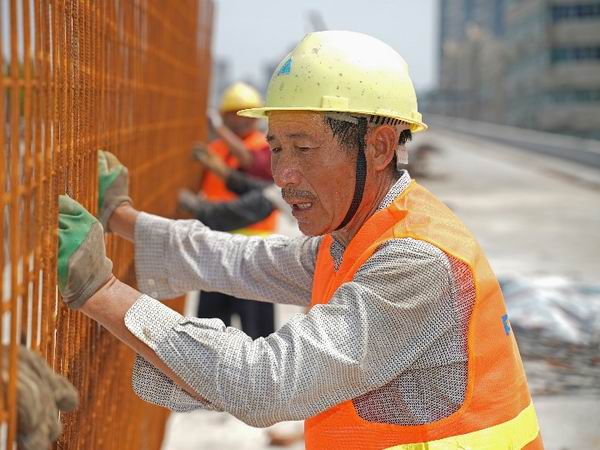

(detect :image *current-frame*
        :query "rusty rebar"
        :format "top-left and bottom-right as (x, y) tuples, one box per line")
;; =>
(0, 1), (213, 448)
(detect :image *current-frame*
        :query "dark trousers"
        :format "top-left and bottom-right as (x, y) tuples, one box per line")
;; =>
(197, 291), (275, 339)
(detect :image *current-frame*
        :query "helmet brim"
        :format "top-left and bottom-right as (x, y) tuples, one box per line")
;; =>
(238, 107), (428, 133)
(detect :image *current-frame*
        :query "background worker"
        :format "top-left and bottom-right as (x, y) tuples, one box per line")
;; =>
(58, 31), (542, 449)
(202, 81), (274, 195)
(178, 147), (288, 231)
(196, 82), (278, 338)
(178, 152), (291, 231)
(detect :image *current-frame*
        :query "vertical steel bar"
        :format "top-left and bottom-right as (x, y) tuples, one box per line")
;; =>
(0, 0), (6, 438)
(31, 0), (44, 353)
(21, 0), (34, 352)
(8, 0), (21, 445)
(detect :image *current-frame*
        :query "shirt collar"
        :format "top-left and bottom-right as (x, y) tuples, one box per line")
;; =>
(329, 170), (412, 270)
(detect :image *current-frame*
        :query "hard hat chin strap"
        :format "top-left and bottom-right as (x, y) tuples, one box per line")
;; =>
(336, 117), (368, 231)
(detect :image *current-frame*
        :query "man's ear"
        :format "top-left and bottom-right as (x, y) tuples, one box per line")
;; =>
(366, 125), (397, 172)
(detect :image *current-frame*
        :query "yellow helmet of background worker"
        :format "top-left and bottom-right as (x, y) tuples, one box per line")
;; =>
(219, 82), (263, 113)
(238, 31), (427, 132)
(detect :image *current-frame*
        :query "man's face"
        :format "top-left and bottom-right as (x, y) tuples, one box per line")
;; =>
(267, 111), (356, 236)
(223, 112), (257, 137)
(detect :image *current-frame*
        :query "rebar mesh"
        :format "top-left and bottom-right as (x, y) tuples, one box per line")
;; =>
(0, 0), (213, 448)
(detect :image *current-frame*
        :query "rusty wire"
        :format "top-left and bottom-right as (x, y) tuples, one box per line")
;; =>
(0, 0), (213, 448)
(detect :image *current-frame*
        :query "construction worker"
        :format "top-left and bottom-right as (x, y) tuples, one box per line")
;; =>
(197, 82), (278, 338)
(202, 81), (276, 220)
(57, 31), (542, 449)
(178, 147), (289, 231)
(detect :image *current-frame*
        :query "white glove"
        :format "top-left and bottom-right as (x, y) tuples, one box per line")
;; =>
(207, 108), (224, 129)
(178, 189), (205, 214)
(262, 185), (293, 219)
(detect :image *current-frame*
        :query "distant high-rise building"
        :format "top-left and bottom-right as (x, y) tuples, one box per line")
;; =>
(505, 0), (600, 138)
(210, 58), (231, 107)
(431, 0), (600, 139)
(436, 0), (507, 121)
(439, 0), (506, 75)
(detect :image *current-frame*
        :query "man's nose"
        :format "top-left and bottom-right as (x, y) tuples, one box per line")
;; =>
(272, 157), (301, 188)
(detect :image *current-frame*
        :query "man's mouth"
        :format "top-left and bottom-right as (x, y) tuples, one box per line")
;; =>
(282, 187), (316, 214)
(292, 202), (313, 211)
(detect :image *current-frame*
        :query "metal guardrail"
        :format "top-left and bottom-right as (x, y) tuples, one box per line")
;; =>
(426, 114), (600, 169)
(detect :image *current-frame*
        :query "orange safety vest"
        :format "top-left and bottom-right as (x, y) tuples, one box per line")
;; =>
(305, 181), (543, 450)
(201, 130), (278, 234)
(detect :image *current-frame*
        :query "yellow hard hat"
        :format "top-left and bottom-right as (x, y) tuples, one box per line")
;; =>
(238, 31), (427, 132)
(219, 82), (263, 113)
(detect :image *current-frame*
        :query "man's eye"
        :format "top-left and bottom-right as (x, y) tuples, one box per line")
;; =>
(297, 146), (311, 152)
(271, 147), (282, 154)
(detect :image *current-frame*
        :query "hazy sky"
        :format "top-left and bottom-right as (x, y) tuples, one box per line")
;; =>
(212, 0), (439, 92)
(1, 0), (439, 92)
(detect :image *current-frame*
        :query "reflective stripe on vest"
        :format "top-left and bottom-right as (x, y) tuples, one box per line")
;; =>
(231, 228), (271, 237)
(304, 181), (543, 450)
(385, 402), (540, 450)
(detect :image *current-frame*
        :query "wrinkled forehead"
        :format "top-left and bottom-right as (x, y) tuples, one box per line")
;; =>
(266, 111), (328, 141)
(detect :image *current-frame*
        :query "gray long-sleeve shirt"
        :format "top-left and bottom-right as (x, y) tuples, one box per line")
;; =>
(125, 172), (475, 427)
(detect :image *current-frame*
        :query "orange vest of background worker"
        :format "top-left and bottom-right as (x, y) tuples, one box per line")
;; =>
(201, 82), (278, 235)
(305, 182), (542, 450)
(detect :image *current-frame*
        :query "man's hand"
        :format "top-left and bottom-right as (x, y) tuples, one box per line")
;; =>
(98, 150), (132, 231)
(178, 188), (206, 215)
(193, 145), (231, 179)
(58, 195), (113, 309)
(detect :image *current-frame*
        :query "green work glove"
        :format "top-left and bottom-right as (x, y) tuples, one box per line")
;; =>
(98, 150), (132, 231)
(58, 195), (113, 309)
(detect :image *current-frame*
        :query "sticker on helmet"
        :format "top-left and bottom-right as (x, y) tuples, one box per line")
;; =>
(278, 58), (292, 75)
(501, 314), (511, 336)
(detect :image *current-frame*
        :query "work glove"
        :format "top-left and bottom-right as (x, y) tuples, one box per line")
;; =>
(178, 188), (206, 215)
(98, 150), (132, 231)
(262, 184), (290, 213)
(1, 345), (78, 450)
(193, 144), (230, 178)
(58, 195), (113, 309)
